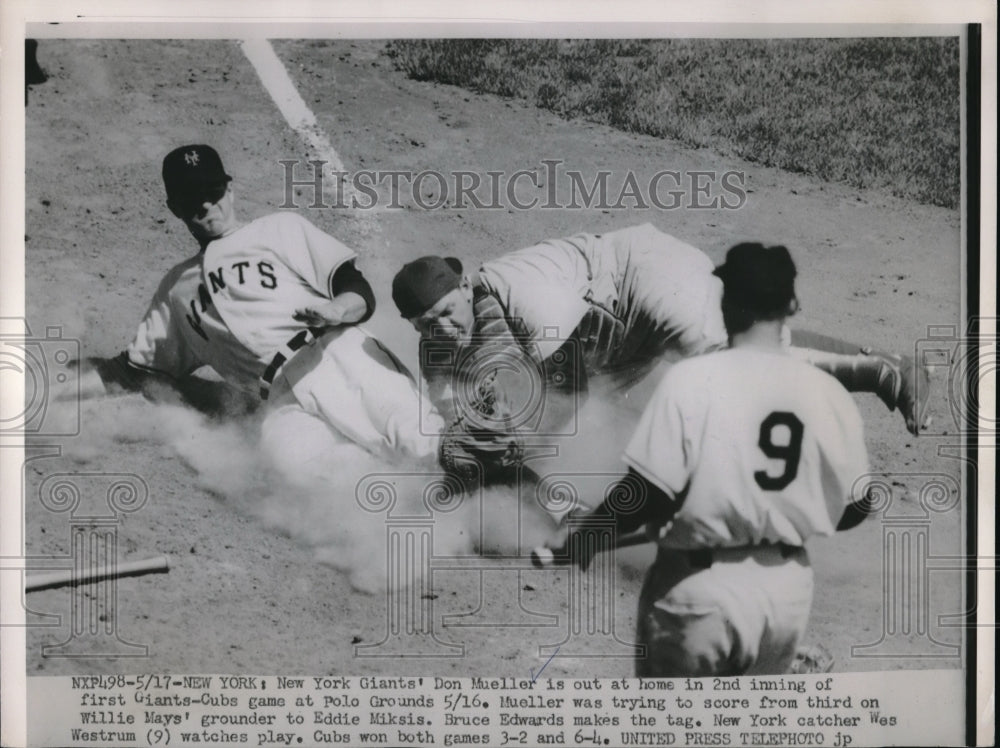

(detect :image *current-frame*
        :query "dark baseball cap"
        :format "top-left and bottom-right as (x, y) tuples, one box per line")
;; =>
(713, 242), (797, 317)
(162, 145), (231, 201)
(392, 256), (464, 318)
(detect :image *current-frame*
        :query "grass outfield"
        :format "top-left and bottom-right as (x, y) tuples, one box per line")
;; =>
(385, 38), (960, 208)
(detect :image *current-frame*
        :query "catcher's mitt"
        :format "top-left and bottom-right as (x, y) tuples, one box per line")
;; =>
(438, 370), (525, 487)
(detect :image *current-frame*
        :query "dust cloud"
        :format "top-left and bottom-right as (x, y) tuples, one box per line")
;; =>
(38, 359), (654, 594)
(50, 392), (640, 594)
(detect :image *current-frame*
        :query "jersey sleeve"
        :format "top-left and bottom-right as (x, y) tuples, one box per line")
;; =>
(273, 213), (358, 297)
(125, 269), (201, 380)
(621, 365), (697, 499)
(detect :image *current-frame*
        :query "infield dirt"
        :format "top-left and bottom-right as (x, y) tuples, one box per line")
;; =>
(22, 39), (964, 677)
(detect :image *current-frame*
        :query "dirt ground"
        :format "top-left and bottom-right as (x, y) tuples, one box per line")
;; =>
(19, 39), (965, 680)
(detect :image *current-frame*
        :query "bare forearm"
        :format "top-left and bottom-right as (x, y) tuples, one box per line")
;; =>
(327, 291), (368, 324)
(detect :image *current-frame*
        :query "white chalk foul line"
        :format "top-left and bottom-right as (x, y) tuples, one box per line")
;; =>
(240, 39), (345, 170)
(240, 39), (375, 216)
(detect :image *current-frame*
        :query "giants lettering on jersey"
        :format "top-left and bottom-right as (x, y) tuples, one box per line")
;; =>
(206, 261), (278, 292)
(185, 261), (278, 341)
(185, 283), (213, 341)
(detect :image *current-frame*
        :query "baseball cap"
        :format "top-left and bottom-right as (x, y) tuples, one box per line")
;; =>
(713, 243), (797, 317)
(162, 145), (231, 203)
(392, 256), (464, 318)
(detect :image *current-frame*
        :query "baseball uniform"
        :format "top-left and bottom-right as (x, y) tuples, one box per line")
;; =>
(419, 223), (927, 435)
(126, 210), (442, 477)
(477, 222), (725, 374)
(622, 346), (869, 676)
(418, 223), (724, 428)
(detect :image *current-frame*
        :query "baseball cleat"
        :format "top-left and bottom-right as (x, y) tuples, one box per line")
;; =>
(897, 354), (933, 435)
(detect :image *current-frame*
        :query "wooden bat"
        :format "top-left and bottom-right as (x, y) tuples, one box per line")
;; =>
(25, 555), (170, 592)
(530, 530), (651, 568)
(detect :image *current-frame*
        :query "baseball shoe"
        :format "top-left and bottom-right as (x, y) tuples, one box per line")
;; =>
(869, 351), (932, 436)
(789, 643), (834, 674)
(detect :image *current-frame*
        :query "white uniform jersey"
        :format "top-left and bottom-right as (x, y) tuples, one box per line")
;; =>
(125, 212), (355, 391)
(623, 347), (870, 548)
(202, 211), (355, 358)
(477, 223), (725, 365)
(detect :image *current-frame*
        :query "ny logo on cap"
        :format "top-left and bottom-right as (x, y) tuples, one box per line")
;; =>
(184, 150), (200, 166)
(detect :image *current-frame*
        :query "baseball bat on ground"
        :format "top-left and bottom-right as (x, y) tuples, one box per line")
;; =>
(530, 530), (651, 569)
(25, 555), (170, 592)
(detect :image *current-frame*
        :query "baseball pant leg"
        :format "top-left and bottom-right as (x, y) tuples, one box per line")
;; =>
(788, 330), (931, 435)
(636, 552), (739, 677)
(614, 225), (729, 363)
(637, 547), (814, 677)
(282, 327), (443, 463)
(260, 390), (372, 493)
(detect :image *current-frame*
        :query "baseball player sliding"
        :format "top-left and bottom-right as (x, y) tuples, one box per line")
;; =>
(69, 144), (443, 481)
(391, 223), (931, 438)
(538, 242), (874, 676)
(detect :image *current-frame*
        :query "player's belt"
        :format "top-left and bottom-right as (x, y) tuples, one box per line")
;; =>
(683, 543), (801, 570)
(259, 326), (324, 400)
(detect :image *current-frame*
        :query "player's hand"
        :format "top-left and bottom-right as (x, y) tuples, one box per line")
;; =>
(531, 511), (598, 572)
(293, 301), (348, 328)
(531, 534), (597, 572)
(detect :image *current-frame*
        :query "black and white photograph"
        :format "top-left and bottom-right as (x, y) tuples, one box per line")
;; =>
(1, 2), (994, 747)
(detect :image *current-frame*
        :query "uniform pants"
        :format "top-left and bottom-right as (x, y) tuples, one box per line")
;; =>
(636, 545), (814, 677)
(260, 326), (443, 488)
(590, 225), (888, 396)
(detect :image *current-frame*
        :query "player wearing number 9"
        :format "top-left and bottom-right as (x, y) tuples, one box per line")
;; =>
(543, 242), (874, 676)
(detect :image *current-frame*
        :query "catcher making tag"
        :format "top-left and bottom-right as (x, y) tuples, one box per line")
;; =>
(392, 223), (932, 442)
